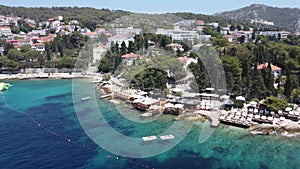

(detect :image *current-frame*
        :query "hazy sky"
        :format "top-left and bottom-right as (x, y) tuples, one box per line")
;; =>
(0, 0), (299, 14)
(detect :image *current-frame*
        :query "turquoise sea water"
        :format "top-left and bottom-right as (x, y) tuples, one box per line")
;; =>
(0, 79), (300, 169)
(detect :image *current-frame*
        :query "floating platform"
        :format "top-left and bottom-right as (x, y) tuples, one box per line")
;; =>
(160, 135), (175, 140)
(142, 135), (157, 141)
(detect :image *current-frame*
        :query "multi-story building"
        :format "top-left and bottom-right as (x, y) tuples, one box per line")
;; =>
(107, 35), (134, 48)
(156, 26), (199, 44)
(255, 31), (291, 39)
(108, 27), (141, 36)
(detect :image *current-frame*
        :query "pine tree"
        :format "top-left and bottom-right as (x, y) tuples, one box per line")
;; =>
(265, 60), (275, 95)
(120, 41), (127, 55)
(127, 41), (136, 53)
(251, 63), (267, 99)
(284, 73), (292, 99)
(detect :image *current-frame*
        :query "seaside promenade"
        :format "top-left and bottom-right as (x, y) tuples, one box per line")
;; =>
(0, 73), (101, 80)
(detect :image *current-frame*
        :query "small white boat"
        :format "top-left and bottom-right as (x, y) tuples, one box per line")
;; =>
(160, 134), (175, 140)
(81, 97), (91, 101)
(142, 135), (157, 141)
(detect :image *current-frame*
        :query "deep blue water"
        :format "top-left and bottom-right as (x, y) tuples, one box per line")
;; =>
(0, 79), (300, 169)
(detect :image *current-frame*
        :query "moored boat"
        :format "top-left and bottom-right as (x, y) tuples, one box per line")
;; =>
(81, 97), (91, 101)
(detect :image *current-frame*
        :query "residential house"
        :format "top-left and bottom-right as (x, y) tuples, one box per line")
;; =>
(257, 63), (282, 77)
(85, 32), (98, 38)
(121, 53), (139, 66)
(195, 20), (205, 26)
(7, 39), (31, 48)
(166, 43), (183, 51)
(31, 43), (46, 52)
(178, 56), (198, 71)
(95, 28), (106, 34)
(31, 29), (47, 36)
(206, 22), (219, 28)
(0, 26), (12, 36)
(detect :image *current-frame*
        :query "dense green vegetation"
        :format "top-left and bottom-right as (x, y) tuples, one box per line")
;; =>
(216, 4), (300, 32)
(0, 31), (88, 70)
(204, 33), (300, 103)
(0, 5), (131, 31)
(98, 33), (172, 73)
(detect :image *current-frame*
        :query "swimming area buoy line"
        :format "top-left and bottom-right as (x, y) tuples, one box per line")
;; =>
(0, 89), (156, 169)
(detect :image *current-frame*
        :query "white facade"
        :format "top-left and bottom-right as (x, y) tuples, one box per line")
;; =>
(156, 26), (199, 44)
(0, 26), (12, 36)
(107, 35), (134, 48)
(255, 31), (291, 39)
(31, 43), (45, 52)
(32, 29), (47, 36)
(108, 27), (141, 36)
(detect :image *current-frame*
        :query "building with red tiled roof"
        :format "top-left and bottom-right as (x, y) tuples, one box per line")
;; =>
(121, 53), (139, 66)
(167, 43), (183, 51)
(85, 31), (98, 38)
(0, 26), (12, 36)
(6, 39), (31, 48)
(257, 63), (282, 76)
(178, 56), (197, 71)
(31, 43), (45, 52)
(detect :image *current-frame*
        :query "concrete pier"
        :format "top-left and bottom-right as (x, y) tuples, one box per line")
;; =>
(195, 110), (221, 127)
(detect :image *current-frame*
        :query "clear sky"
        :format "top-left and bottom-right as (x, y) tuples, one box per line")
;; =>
(0, 0), (299, 14)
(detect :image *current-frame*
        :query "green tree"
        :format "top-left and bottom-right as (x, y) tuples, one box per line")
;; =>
(127, 41), (136, 53)
(284, 73), (293, 100)
(120, 41), (127, 55)
(250, 63), (267, 99)
(222, 56), (242, 94)
(263, 97), (288, 111)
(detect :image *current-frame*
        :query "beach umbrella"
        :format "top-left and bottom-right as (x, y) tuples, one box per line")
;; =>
(268, 117), (273, 121)
(285, 107), (293, 112)
(249, 101), (257, 106)
(261, 116), (267, 120)
(220, 95), (230, 99)
(236, 96), (246, 101)
(255, 115), (260, 119)
(223, 99), (234, 105)
(164, 103), (174, 108)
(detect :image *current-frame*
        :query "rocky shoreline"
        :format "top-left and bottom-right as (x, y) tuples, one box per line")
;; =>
(249, 120), (300, 137)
